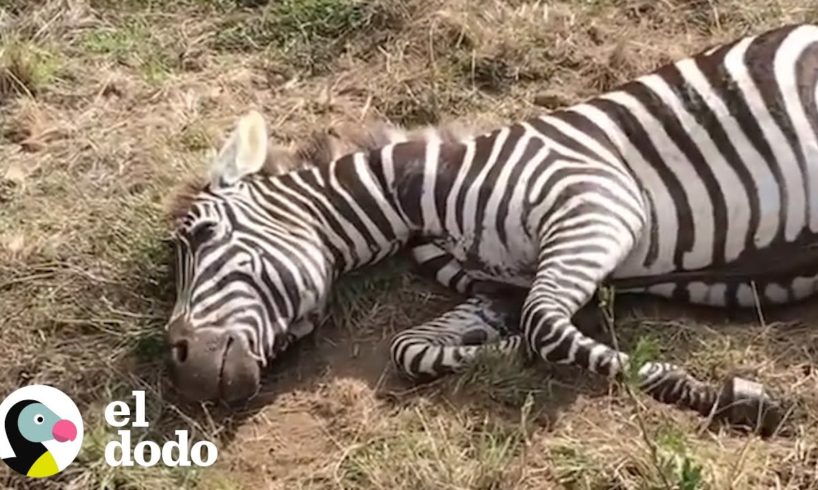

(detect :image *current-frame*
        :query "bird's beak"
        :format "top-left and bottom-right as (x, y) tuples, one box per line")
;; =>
(52, 419), (77, 442)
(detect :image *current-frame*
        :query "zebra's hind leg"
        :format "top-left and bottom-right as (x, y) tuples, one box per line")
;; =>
(389, 295), (524, 381)
(635, 362), (783, 435)
(524, 197), (784, 436)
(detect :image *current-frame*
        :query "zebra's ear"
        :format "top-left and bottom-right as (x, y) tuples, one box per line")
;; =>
(210, 110), (268, 188)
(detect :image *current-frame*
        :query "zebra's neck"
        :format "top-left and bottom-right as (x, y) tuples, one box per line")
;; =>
(278, 151), (418, 276)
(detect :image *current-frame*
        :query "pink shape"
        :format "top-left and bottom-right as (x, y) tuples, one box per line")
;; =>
(52, 419), (77, 442)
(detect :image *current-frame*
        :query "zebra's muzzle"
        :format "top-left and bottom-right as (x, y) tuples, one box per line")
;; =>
(166, 319), (261, 403)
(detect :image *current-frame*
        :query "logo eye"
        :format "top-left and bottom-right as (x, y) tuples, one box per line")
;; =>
(33, 414), (44, 425)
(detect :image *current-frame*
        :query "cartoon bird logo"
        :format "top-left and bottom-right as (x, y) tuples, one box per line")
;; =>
(2, 399), (78, 478)
(0, 385), (83, 480)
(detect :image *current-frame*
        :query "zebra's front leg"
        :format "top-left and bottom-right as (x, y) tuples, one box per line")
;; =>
(389, 295), (524, 380)
(525, 207), (783, 435)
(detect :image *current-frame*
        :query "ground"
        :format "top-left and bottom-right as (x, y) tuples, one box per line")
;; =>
(1, 0), (817, 488)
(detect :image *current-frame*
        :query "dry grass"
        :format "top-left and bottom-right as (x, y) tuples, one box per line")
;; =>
(1, 0), (817, 488)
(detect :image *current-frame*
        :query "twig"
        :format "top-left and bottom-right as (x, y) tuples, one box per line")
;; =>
(600, 288), (673, 490)
(0, 271), (57, 290)
(749, 281), (766, 328)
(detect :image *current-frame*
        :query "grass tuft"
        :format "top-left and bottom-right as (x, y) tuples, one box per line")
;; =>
(0, 41), (61, 97)
(330, 258), (411, 331)
(215, 0), (402, 74)
(81, 21), (176, 83)
(337, 404), (527, 489)
(452, 348), (543, 408)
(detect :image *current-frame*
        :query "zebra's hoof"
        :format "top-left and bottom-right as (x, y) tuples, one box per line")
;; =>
(716, 376), (784, 437)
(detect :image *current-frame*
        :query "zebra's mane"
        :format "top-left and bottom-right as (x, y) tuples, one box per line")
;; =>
(167, 119), (478, 223)
(265, 119), (477, 175)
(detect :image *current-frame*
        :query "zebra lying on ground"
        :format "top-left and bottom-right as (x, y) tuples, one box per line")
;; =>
(165, 23), (818, 435)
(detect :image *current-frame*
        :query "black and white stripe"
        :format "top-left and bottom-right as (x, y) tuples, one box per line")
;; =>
(170, 24), (818, 424)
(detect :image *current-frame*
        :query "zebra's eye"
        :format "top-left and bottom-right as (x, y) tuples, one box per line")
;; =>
(33, 414), (44, 425)
(190, 222), (217, 245)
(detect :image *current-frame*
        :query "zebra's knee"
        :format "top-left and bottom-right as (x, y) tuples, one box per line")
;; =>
(521, 298), (626, 377)
(521, 300), (570, 357)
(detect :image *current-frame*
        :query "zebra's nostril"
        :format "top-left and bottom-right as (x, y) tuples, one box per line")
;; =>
(172, 340), (189, 363)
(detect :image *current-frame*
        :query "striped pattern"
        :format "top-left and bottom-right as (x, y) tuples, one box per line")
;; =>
(389, 295), (524, 380)
(169, 24), (816, 422)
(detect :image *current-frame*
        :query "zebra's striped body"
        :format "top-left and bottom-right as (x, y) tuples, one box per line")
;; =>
(414, 25), (818, 307)
(167, 24), (816, 429)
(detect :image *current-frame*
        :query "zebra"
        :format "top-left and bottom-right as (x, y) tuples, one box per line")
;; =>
(165, 23), (818, 435)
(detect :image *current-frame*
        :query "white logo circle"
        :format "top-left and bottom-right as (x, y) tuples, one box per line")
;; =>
(0, 385), (84, 479)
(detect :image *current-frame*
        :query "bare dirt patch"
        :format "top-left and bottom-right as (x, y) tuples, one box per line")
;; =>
(1, 0), (817, 488)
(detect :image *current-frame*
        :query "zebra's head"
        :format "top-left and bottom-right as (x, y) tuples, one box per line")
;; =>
(165, 111), (329, 403)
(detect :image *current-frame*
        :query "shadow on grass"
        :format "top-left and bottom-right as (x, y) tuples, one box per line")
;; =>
(83, 253), (590, 488)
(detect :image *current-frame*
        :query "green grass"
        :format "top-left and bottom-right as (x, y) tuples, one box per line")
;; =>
(87, 0), (235, 12)
(550, 435), (707, 490)
(216, 0), (372, 49)
(337, 404), (527, 489)
(626, 335), (664, 384)
(215, 0), (400, 73)
(452, 348), (544, 408)
(656, 425), (706, 490)
(0, 41), (62, 96)
(81, 20), (176, 83)
(597, 285), (664, 384)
